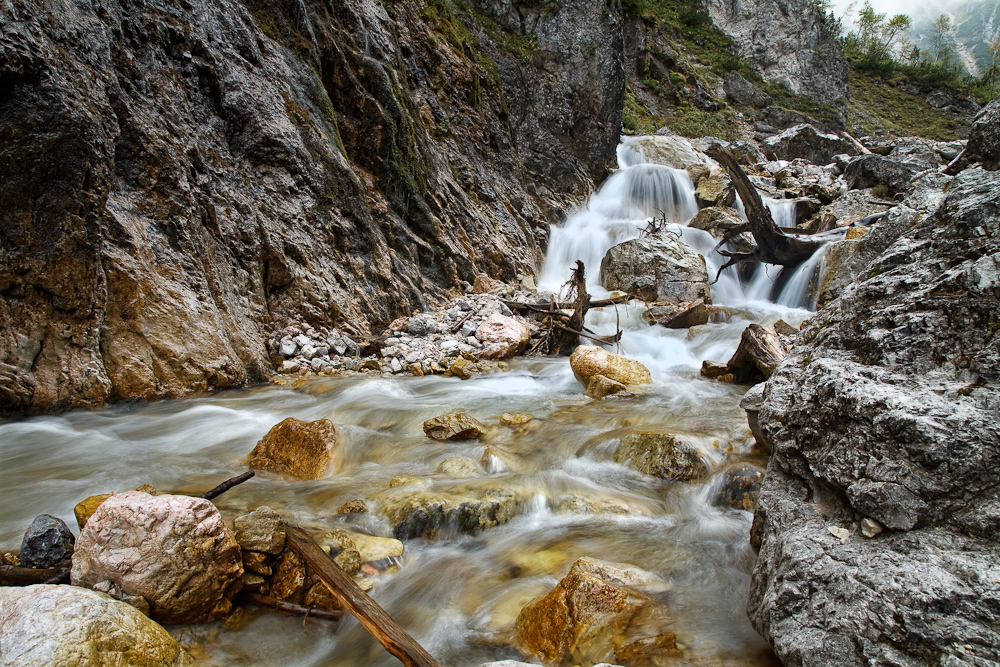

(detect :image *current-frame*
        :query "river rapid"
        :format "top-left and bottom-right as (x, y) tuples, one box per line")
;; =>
(0, 138), (823, 666)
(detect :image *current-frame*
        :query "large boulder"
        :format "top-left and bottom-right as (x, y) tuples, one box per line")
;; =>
(622, 135), (703, 169)
(762, 124), (857, 165)
(71, 491), (243, 624)
(966, 97), (1000, 169)
(0, 585), (185, 667)
(570, 345), (652, 388)
(614, 431), (710, 482)
(748, 168), (1000, 665)
(246, 417), (339, 480)
(512, 557), (663, 666)
(844, 155), (917, 196)
(600, 233), (711, 305)
(475, 314), (530, 360)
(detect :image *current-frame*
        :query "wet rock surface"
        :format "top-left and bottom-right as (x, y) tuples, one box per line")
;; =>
(423, 413), (487, 441)
(570, 345), (652, 388)
(71, 491), (243, 624)
(748, 167), (1000, 665)
(0, 585), (185, 667)
(19, 514), (75, 569)
(246, 418), (339, 480)
(513, 557), (665, 666)
(600, 232), (711, 305)
(614, 432), (710, 483)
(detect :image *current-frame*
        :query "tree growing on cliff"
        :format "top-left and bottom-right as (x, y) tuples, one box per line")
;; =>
(849, 1), (912, 66)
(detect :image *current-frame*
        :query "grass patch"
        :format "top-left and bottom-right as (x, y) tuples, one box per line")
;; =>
(847, 68), (965, 140)
(662, 106), (741, 141)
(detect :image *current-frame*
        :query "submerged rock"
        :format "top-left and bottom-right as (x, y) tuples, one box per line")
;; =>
(246, 418), (339, 480)
(20, 514), (75, 569)
(600, 233), (711, 305)
(378, 483), (526, 540)
(713, 463), (765, 511)
(0, 585), (185, 667)
(614, 432), (710, 483)
(570, 345), (652, 388)
(71, 491), (243, 624)
(748, 168), (1000, 665)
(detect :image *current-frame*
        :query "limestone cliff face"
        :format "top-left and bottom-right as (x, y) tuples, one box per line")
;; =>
(0, 0), (624, 412)
(703, 0), (847, 104)
(748, 168), (1000, 664)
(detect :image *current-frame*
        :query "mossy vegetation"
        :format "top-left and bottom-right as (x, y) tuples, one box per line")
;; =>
(846, 68), (965, 140)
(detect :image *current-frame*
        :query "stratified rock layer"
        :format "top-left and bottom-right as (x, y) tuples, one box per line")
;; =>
(748, 168), (1000, 665)
(0, 585), (185, 667)
(0, 0), (624, 413)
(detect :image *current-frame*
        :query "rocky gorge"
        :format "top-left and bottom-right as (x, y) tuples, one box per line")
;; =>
(1, 0), (999, 666)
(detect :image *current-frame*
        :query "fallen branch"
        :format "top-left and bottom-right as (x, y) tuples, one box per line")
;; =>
(449, 310), (475, 333)
(201, 471), (255, 501)
(502, 294), (629, 312)
(285, 524), (443, 667)
(552, 322), (622, 346)
(242, 590), (343, 622)
(841, 131), (871, 155)
(706, 144), (825, 269)
(1, 564), (61, 586)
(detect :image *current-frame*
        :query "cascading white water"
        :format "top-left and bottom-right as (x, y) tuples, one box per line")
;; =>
(539, 141), (828, 313)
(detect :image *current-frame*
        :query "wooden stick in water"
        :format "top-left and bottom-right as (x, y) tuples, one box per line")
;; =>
(200, 470), (255, 501)
(284, 524), (443, 667)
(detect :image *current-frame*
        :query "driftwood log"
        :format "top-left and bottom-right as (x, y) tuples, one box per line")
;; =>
(0, 564), (62, 586)
(285, 524), (443, 667)
(549, 260), (591, 355)
(705, 144), (825, 279)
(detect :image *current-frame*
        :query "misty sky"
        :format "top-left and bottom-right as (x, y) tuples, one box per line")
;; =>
(829, 0), (947, 23)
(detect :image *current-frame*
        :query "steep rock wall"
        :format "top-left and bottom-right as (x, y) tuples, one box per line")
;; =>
(703, 0), (847, 104)
(748, 168), (1000, 665)
(0, 0), (624, 412)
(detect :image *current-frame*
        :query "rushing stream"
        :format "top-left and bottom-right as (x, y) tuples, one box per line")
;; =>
(0, 138), (826, 666)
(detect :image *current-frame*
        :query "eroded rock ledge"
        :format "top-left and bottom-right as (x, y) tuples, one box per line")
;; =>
(0, 0), (624, 413)
(748, 167), (1000, 665)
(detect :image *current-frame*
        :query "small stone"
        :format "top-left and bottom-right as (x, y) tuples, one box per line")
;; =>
(712, 463), (765, 511)
(772, 319), (798, 337)
(279, 339), (297, 357)
(242, 573), (266, 589)
(423, 413), (487, 440)
(242, 550), (272, 576)
(293, 334), (313, 348)
(828, 526), (850, 541)
(390, 357), (403, 373)
(281, 359), (301, 372)
(233, 507), (286, 555)
(268, 550), (307, 604)
(334, 548), (362, 576)
(499, 413), (532, 425)
(700, 359), (731, 379)
(861, 518), (883, 538)
(20, 515), (75, 569)
(450, 357), (475, 379)
(345, 533), (404, 562)
(338, 500), (368, 515)
(304, 581), (341, 611)
(437, 456), (482, 477)
(74, 494), (112, 531)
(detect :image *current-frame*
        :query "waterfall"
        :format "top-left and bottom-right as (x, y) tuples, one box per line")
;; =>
(539, 139), (829, 311)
